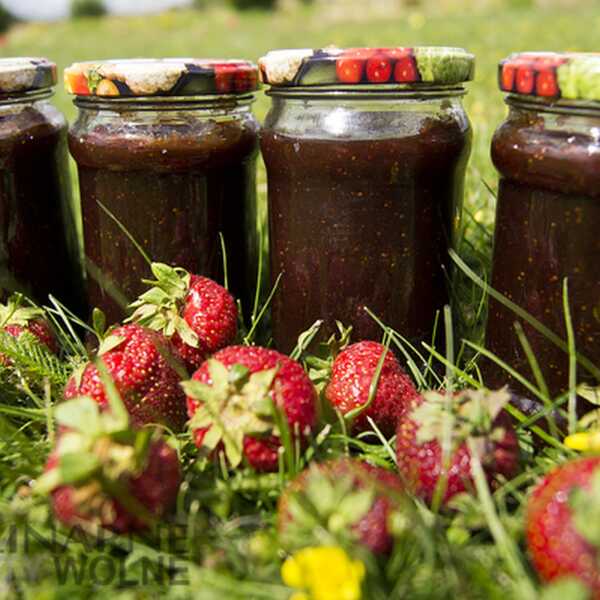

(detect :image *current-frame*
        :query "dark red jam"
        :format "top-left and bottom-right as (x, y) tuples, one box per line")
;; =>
(0, 101), (82, 311)
(261, 112), (471, 353)
(69, 102), (258, 324)
(486, 104), (600, 395)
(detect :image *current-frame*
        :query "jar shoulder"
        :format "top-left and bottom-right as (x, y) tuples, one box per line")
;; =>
(492, 110), (600, 194)
(262, 97), (470, 141)
(0, 100), (66, 148)
(69, 109), (259, 170)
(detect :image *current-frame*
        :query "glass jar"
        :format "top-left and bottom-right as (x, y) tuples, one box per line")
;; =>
(65, 59), (259, 324)
(259, 47), (474, 353)
(0, 58), (82, 311)
(486, 52), (600, 396)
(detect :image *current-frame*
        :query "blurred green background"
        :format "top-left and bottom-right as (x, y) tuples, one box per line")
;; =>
(1, 1), (598, 227)
(0, 0), (598, 337)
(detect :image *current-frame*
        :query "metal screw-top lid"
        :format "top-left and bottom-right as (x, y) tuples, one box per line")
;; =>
(499, 52), (600, 101)
(64, 58), (259, 97)
(259, 46), (475, 87)
(0, 58), (57, 94)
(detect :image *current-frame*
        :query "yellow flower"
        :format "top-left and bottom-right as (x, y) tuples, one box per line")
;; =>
(565, 431), (600, 452)
(281, 546), (365, 600)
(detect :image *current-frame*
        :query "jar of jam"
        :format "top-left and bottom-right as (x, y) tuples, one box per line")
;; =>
(0, 58), (82, 310)
(486, 52), (600, 396)
(65, 59), (259, 324)
(259, 47), (474, 353)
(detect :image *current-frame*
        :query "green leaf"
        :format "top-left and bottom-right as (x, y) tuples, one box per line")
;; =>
(222, 428), (244, 468)
(92, 308), (106, 337)
(59, 452), (100, 485)
(95, 358), (129, 430)
(336, 488), (374, 528)
(540, 578), (590, 600)
(174, 316), (199, 348)
(150, 262), (189, 297)
(570, 468), (600, 548)
(229, 363), (251, 387)
(98, 335), (125, 356)
(54, 396), (101, 434)
(200, 425), (223, 453)
(181, 379), (215, 403)
(207, 359), (232, 397)
(577, 384), (600, 406)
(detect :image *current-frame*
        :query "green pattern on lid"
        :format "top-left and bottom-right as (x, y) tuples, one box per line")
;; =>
(259, 46), (474, 88)
(499, 52), (600, 101)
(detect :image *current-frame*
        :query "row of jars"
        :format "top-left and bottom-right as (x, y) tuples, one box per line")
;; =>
(0, 50), (598, 399)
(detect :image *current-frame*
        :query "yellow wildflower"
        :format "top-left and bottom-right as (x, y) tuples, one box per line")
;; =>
(565, 431), (600, 452)
(281, 546), (365, 600)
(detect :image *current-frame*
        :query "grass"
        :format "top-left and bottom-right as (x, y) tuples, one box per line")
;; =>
(0, 3), (599, 600)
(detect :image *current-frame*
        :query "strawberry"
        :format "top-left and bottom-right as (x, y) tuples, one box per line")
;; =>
(394, 55), (419, 83)
(183, 345), (317, 472)
(37, 393), (180, 534)
(214, 63), (237, 94)
(515, 67), (535, 94)
(278, 458), (404, 555)
(336, 58), (364, 84)
(501, 64), (516, 92)
(395, 388), (519, 505)
(536, 70), (559, 97)
(325, 341), (418, 437)
(526, 456), (600, 596)
(64, 324), (187, 431)
(128, 262), (238, 372)
(0, 294), (58, 355)
(366, 55), (392, 83)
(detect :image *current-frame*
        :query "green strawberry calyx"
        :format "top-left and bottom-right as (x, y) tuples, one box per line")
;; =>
(182, 359), (279, 468)
(0, 293), (46, 329)
(306, 320), (353, 391)
(34, 396), (152, 494)
(570, 467), (600, 550)
(126, 262), (199, 349)
(283, 463), (376, 548)
(411, 387), (511, 454)
(35, 363), (161, 526)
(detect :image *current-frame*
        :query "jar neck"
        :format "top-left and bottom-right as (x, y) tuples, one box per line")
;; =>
(73, 93), (255, 114)
(0, 88), (54, 106)
(267, 85), (466, 101)
(506, 94), (600, 119)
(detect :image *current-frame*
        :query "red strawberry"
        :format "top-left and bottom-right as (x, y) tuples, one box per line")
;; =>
(501, 64), (516, 92)
(336, 58), (364, 83)
(64, 324), (187, 431)
(394, 55), (418, 83)
(234, 64), (259, 92)
(536, 70), (559, 97)
(325, 341), (418, 437)
(366, 55), (392, 83)
(214, 63), (237, 94)
(0, 295), (58, 355)
(184, 345), (317, 472)
(396, 388), (519, 505)
(526, 456), (600, 596)
(278, 458), (404, 555)
(38, 396), (180, 534)
(128, 263), (238, 372)
(515, 67), (535, 94)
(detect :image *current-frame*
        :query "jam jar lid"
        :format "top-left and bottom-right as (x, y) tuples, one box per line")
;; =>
(499, 52), (600, 101)
(64, 58), (259, 97)
(258, 46), (475, 87)
(0, 58), (57, 94)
